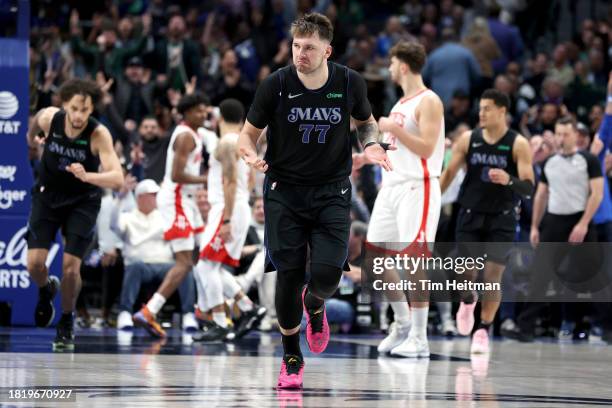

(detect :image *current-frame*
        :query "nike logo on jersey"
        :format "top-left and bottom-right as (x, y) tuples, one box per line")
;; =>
(472, 142), (483, 148)
(288, 93), (303, 99)
(341, 188), (349, 194)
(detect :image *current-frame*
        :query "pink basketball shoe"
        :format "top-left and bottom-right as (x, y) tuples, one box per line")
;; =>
(302, 287), (330, 353)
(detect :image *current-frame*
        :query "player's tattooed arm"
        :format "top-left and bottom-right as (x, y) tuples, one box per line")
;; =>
(353, 115), (395, 171)
(355, 117), (379, 148)
(215, 140), (238, 223)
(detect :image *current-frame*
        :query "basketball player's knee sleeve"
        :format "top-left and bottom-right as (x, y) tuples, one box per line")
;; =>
(220, 268), (242, 299)
(275, 267), (306, 329)
(196, 260), (224, 310)
(308, 263), (343, 299)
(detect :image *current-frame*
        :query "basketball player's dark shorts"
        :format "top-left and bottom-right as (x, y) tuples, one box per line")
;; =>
(455, 207), (516, 263)
(26, 188), (101, 259)
(263, 175), (352, 272)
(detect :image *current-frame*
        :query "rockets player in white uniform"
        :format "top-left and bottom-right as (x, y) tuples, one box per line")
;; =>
(354, 41), (444, 358)
(193, 99), (266, 342)
(133, 94), (207, 337)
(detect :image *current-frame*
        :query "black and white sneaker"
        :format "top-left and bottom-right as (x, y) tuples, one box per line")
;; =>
(52, 313), (75, 351)
(234, 306), (267, 339)
(192, 322), (236, 342)
(35, 276), (60, 327)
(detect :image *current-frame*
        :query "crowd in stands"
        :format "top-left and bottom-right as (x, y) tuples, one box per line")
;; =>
(25, 0), (612, 341)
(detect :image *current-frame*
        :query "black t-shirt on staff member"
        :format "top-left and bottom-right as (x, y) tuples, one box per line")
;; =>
(247, 61), (372, 185)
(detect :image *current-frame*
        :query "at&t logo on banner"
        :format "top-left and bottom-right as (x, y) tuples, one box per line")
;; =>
(0, 91), (21, 135)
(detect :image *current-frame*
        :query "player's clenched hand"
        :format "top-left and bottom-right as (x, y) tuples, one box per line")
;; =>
(66, 163), (89, 182)
(364, 143), (394, 171)
(219, 223), (233, 243)
(31, 134), (47, 146)
(241, 148), (268, 173)
(488, 168), (510, 185)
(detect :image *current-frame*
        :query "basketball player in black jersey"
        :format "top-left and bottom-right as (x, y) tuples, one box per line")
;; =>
(238, 13), (392, 389)
(26, 79), (124, 350)
(440, 89), (534, 355)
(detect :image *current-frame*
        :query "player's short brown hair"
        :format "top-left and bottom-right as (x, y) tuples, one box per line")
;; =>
(389, 41), (427, 74)
(290, 12), (333, 43)
(58, 78), (101, 104)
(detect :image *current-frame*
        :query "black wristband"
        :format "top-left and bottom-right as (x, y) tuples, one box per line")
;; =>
(507, 176), (534, 198)
(222, 219), (231, 225)
(364, 142), (391, 151)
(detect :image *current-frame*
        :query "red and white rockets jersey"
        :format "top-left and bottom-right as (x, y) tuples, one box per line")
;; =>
(160, 123), (203, 196)
(382, 89), (445, 185)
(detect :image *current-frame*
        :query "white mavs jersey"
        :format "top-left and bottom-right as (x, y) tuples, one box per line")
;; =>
(382, 89), (445, 185)
(207, 132), (250, 206)
(160, 123), (203, 196)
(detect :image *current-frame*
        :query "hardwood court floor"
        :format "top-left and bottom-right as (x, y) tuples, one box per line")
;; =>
(0, 328), (611, 407)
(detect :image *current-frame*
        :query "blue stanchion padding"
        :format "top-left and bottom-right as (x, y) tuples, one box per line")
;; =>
(0, 9), (64, 326)
(0, 38), (31, 216)
(0, 217), (62, 326)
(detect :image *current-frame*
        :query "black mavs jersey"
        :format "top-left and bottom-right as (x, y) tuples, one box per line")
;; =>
(38, 110), (101, 200)
(27, 110), (103, 257)
(457, 128), (519, 213)
(247, 61), (372, 185)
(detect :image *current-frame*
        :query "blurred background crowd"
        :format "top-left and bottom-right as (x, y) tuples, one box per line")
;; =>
(12, 0), (612, 341)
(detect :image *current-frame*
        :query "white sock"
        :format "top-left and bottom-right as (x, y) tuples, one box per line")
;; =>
(411, 307), (429, 339)
(391, 300), (411, 328)
(213, 311), (228, 328)
(146, 293), (166, 315)
(237, 296), (254, 312)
